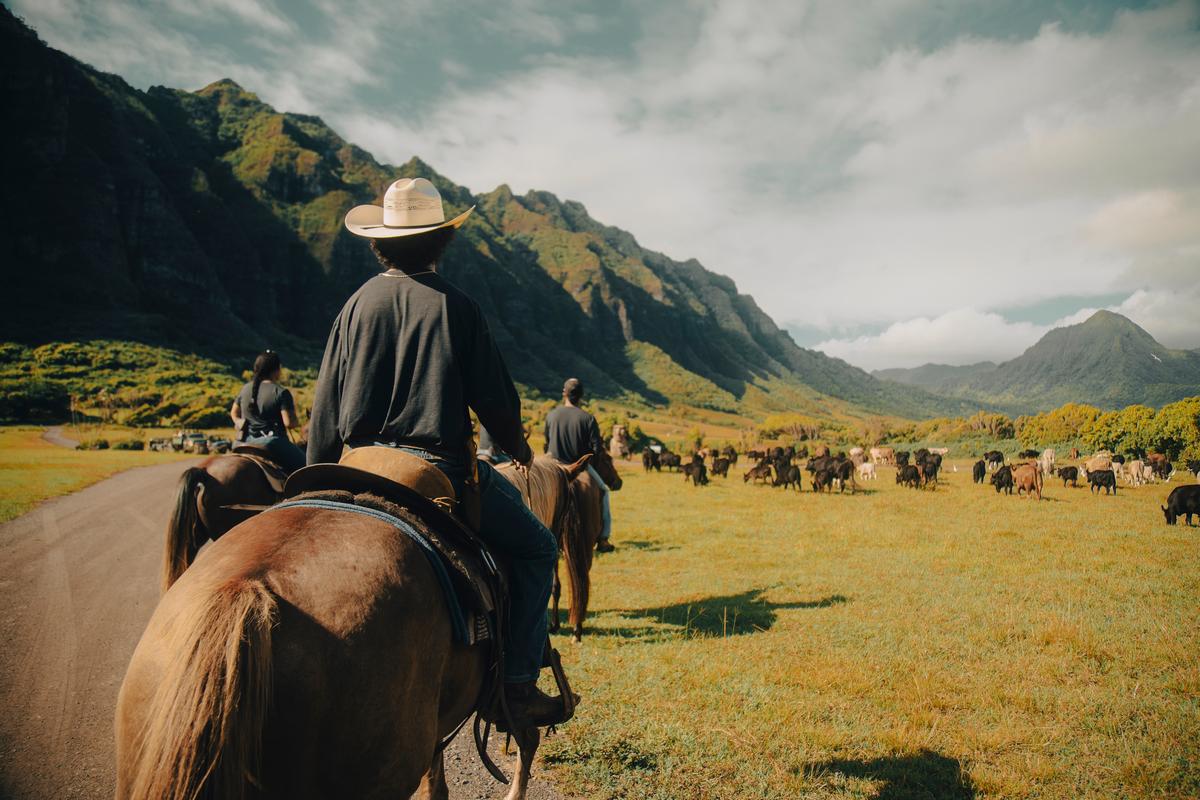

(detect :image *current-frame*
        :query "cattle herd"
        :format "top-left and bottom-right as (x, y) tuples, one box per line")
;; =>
(634, 441), (1200, 526)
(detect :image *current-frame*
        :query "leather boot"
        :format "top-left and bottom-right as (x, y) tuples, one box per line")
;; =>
(497, 681), (571, 730)
(595, 539), (614, 553)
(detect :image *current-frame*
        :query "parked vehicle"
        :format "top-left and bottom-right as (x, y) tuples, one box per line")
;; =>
(179, 432), (208, 453)
(208, 437), (232, 454)
(148, 438), (172, 452)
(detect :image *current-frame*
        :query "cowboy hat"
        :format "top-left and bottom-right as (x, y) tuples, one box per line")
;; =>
(344, 177), (474, 239)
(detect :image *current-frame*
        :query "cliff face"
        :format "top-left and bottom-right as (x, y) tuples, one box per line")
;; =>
(0, 8), (964, 418)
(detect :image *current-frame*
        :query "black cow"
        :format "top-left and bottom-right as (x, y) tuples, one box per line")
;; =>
(795, 445), (809, 459)
(896, 464), (921, 489)
(972, 459), (986, 484)
(1019, 448), (1040, 460)
(919, 460), (940, 488)
(1185, 459), (1200, 477)
(914, 448), (930, 465)
(746, 449), (766, 461)
(895, 451), (911, 467)
(1152, 459), (1174, 480)
(721, 446), (738, 465)
(984, 450), (1004, 470)
(660, 451), (682, 471)
(991, 465), (1013, 495)
(1112, 454), (1126, 465)
(682, 461), (708, 486)
(775, 464), (802, 491)
(1088, 469), (1117, 495)
(1054, 465), (1079, 487)
(1162, 485), (1200, 525)
(711, 457), (731, 478)
(811, 467), (835, 493)
(642, 450), (661, 472)
(831, 458), (856, 494)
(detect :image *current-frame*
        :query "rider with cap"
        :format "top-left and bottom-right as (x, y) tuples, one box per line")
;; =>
(307, 178), (567, 728)
(543, 378), (615, 552)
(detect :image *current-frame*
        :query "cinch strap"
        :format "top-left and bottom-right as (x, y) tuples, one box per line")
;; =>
(265, 498), (470, 644)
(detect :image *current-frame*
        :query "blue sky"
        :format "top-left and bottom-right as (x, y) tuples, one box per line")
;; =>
(11, 0), (1200, 369)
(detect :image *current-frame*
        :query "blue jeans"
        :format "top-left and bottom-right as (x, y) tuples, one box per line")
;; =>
(245, 433), (307, 473)
(360, 444), (557, 683)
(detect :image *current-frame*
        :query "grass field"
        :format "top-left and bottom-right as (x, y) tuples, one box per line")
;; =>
(543, 458), (1200, 799)
(0, 426), (191, 523)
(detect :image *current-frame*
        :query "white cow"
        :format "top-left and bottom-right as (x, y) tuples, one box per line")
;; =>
(857, 462), (877, 480)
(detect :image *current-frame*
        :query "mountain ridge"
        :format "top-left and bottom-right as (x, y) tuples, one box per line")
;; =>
(874, 310), (1200, 413)
(0, 8), (974, 421)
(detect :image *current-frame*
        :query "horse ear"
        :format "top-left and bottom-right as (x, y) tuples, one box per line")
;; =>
(565, 454), (592, 480)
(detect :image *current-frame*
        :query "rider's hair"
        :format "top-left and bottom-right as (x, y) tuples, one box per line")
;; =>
(370, 228), (456, 273)
(248, 350), (281, 417)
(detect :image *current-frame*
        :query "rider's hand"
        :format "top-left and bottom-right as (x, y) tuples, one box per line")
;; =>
(513, 440), (534, 470)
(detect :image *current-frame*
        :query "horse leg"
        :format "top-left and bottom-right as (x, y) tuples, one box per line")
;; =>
(503, 726), (541, 800)
(550, 560), (562, 634)
(415, 751), (449, 800)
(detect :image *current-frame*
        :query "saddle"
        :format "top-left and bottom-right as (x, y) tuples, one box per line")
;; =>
(230, 444), (290, 494)
(282, 447), (576, 782)
(284, 447), (497, 639)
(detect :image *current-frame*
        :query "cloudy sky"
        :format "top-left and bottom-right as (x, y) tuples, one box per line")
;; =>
(13, 0), (1199, 370)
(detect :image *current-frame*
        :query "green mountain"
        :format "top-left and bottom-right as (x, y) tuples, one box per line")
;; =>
(874, 361), (998, 393)
(875, 311), (1200, 413)
(0, 8), (969, 422)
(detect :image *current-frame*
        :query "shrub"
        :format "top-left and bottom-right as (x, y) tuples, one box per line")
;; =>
(0, 379), (71, 422)
(113, 437), (145, 450)
(76, 438), (110, 450)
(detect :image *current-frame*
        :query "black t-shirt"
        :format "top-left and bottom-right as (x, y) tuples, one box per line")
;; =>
(544, 405), (604, 463)
(237, 381), (294, 438)
(307, 271), (529, 466)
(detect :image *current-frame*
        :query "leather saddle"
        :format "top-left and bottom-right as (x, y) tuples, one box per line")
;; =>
(230, 444), (290, 495)
(280, 447), (576, 781)
(283, 447), (500, 643)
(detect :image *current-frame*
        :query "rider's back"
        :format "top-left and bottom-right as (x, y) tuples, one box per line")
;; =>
(307, 272), (523, 465)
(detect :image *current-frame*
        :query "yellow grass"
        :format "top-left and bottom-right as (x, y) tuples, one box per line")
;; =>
(0, 426), (191, 523)
(544, 458), (1200, 799)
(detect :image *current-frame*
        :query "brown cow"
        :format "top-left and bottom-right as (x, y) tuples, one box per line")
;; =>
(1012, 463), (1043, 500)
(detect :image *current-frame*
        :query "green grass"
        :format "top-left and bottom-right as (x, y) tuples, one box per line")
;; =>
(543, 459), (1199, 799)
(0, 426), (191, 523)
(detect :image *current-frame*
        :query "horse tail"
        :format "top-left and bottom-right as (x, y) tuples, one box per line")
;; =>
(164, 467), (208, 594)
(561, 482), (593, 636)
(124, 580), (276, 800)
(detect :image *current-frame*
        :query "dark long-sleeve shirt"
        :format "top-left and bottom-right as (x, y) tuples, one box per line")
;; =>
(307, 271), (529, 466)
(544, 405), (604, 463)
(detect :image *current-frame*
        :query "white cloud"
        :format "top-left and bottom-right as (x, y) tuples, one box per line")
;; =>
(814, 287), (1200, 371)
(12, 0), (1200, 364)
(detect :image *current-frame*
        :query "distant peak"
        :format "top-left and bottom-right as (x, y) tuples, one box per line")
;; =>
(197, 78), (260, 102)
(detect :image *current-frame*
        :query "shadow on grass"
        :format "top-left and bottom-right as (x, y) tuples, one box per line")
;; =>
(587, 588), (848, 640)
(616, 539), (680, 552)
(804, 749), (976, 800)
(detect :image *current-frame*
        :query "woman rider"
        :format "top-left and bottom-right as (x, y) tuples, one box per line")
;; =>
(230, 350), (307, 473)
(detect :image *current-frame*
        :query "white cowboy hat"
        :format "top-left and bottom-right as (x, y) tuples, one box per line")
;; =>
(344, 177), (474, 239)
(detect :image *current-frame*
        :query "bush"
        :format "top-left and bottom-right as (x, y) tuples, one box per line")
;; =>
(113, 437), (145, 450)
(76, 438), (110, 450)
(0, 379), (71, 422)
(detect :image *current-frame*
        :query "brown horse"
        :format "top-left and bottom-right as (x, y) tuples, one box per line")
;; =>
(162, 455), (282, 594)
(499, 449), (620, 642)
(116, 476), (581, 800)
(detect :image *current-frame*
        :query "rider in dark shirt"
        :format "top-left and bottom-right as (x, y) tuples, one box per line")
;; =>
(308, 177), (566, 728)
(544, 378), (614, 552)
(230, 350), (306, 473)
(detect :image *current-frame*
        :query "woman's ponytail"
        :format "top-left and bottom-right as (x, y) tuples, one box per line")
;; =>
(248, 350), (281, 417)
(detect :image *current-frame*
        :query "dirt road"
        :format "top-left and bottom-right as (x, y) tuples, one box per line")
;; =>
(0, 459), (566, 800)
